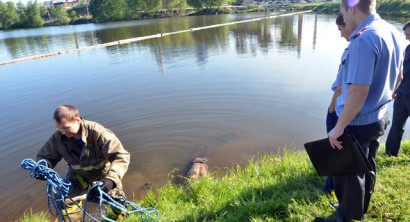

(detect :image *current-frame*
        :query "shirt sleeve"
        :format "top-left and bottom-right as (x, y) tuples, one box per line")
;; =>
(99, 129), (130, 187)
(36, 133), (63, 168)
(332, 48), (349, 91)
(347, 37), (376, 85)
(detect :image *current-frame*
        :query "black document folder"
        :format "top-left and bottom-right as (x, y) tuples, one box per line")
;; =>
(304, 134), (372, 176)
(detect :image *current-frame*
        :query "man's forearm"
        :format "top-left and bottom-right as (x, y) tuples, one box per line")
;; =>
(335, 84), (369, 130)
(394, 71), (403, 92)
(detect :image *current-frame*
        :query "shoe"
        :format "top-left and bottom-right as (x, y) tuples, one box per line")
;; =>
(314, 217), (338, 222)
(384, 152), (398, 157)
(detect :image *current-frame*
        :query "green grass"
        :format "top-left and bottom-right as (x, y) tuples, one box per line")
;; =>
(311, 0), (410, 17)
(19, 141), (410, 221)
(290, 2), (331, 13)
(18, 209), (49, 222)
(377, 0), (410, 17)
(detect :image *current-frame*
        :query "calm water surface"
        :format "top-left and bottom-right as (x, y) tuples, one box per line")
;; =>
(0, 13), (408, 221)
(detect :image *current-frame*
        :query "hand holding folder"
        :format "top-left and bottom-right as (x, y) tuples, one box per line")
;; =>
(304, 134), (373, 176)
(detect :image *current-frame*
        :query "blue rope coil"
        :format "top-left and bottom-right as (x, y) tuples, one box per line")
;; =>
(84, 182), (160, 222)
(21, 158), (160, 222)
(21, 158), (73, 221)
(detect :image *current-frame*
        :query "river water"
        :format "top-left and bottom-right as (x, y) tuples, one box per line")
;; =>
(0, 12), (408, 221)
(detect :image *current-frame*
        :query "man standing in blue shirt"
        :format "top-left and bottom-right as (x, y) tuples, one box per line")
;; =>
(323, 13), (352, 194)
(385, 22), (410, 157)
(315, 0), (405, 221)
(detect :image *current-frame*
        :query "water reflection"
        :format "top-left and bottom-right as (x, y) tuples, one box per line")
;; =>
(143, 15), (310, 69)
(0, 13), (313, 63)
(313, 13), (318, 50)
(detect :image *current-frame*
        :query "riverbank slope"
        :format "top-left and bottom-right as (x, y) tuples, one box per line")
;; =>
(309, 1), (410, 17)
(2, 1), (409, 30)
(20, 140), (410, 221)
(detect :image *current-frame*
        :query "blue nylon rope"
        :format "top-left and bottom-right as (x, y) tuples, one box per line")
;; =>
(84, 182), (160, 222)
(21, 158), (74, 221)
(21, 158), (160, 222)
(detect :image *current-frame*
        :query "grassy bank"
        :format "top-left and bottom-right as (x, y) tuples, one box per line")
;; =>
(20, 140), (410, 221)
(310, 1), (410, 17)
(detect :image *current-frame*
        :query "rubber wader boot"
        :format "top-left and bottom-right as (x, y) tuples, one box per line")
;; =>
(58, 199), (84, 222)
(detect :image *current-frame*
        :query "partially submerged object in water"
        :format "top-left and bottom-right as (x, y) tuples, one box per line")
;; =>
(186, 158), (208, 181)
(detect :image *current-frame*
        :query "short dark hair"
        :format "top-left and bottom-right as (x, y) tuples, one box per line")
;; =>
(336, 13), (345, 27)
(53, 105), (80, 123)
(403, 21), (410, 31)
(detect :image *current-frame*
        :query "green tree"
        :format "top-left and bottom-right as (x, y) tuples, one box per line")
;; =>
(162, 0), (187, 16)
(187, 0), (203, 11)
(142, 0), (162, 13)
(126, 0), (161, 19)
(203, 0), (225, 10)
(126, 0), (143, 19)
(187, 0), (224, 12)
(16, 1), (26, 27)
(24, 0), (44, 27)
(5, 2), (20, 28)
(51, 4), (71, 25)
(0, 1), (20, 29)
(90, 0), (127, 22)
(162, 0), (177, 16)
(174, 0), (187, 15)
(0, 1), (5, 29)
(69, 10), (78, 21)
(40, 5), (51, 21)
(214, 0), (225, 9)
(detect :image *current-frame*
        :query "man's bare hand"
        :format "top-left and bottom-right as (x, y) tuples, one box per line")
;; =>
(328, 127), (344, 149)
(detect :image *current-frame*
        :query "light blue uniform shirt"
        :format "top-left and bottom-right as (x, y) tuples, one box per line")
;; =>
(335, 14), (405, 125)
(331, 47), (349, 91)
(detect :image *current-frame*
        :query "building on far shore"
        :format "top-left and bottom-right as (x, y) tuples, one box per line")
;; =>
(43, 0), (79, 8)
(243, 0), (255, 5)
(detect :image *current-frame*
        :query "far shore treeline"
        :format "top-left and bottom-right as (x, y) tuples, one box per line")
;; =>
(0, 0), (409, 30)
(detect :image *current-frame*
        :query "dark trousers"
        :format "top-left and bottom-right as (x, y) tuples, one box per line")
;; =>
(326, 110), (339, 133)
(324, 110), (338, 192)
(385, 93), (410, 156)
(333, 113), (389, 221)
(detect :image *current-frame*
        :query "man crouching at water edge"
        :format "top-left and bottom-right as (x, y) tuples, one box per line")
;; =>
(35, 105), (130, 221)
(315, 0), (405, 221)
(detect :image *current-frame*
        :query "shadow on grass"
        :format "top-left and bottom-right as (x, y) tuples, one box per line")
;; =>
(175, 171), (324, 221)
(377, 155), (410, 169)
